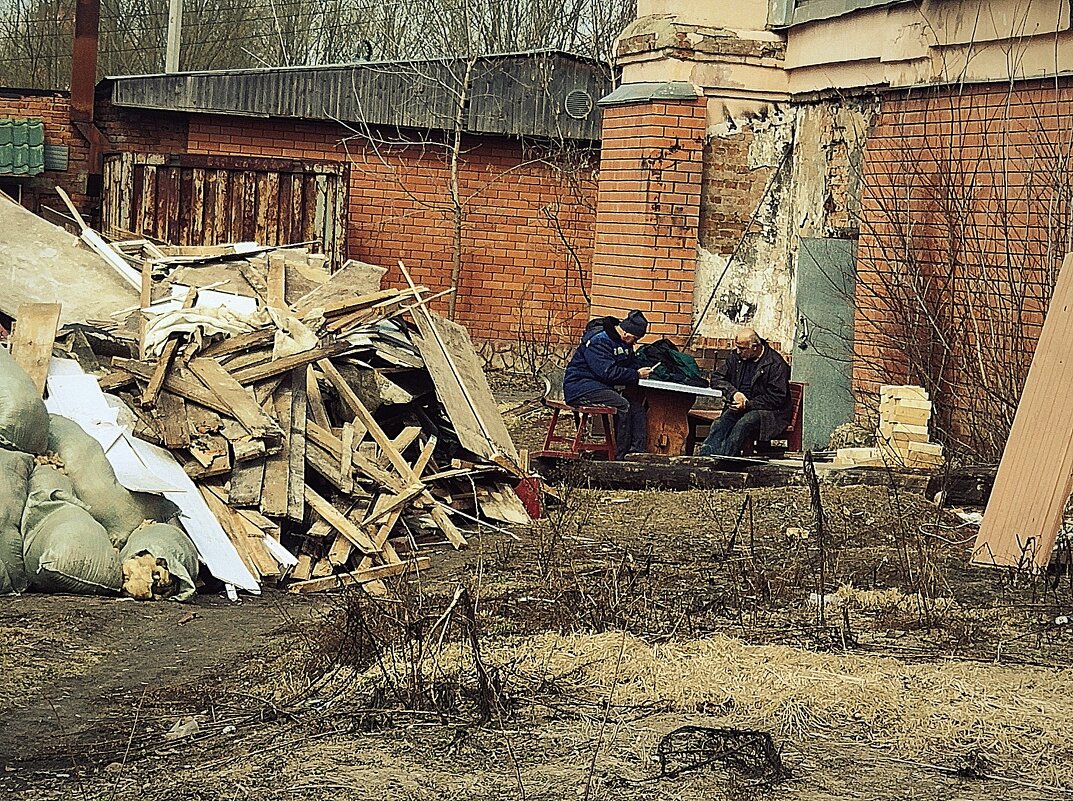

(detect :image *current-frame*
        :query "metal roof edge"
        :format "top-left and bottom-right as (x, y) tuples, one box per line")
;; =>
(597, 82), (701, 106)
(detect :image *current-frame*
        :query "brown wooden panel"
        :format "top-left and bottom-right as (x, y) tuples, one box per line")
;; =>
(102, 154), (347, 265)
(974, 252), (1073, 570)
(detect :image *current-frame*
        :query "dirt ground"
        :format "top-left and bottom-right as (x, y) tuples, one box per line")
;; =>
(2, 378), (1073, 801)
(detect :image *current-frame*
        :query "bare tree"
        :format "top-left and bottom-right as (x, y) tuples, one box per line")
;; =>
(0, 0), (634, 88)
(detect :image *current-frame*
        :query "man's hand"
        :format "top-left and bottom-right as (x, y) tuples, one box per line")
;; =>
(731, 391), (748, 411)
(638, 367), (655, 379)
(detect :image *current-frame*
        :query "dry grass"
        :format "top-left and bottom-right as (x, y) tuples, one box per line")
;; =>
(425, 630), (1073, 788)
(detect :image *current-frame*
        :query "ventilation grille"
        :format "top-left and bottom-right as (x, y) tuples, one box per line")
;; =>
(564, 90), (594, 120)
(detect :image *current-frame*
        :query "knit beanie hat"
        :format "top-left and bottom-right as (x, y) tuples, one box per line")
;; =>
(620, 310), (649, 338)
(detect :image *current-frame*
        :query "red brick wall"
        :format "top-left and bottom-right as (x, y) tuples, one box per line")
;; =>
(591, 99), (706, 341)
(0, 90), (90, 212)
(0, 94), (598, 350)
(856, 79), (1073, 457)
(186, 116), (597, 347)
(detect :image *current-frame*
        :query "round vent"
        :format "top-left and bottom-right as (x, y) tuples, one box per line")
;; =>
(564, 90), (594, 120)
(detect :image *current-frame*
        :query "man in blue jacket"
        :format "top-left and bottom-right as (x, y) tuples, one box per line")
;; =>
(563, 310), (654, 459)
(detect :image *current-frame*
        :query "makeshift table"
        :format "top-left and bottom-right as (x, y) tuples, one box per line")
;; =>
(638, 379), (723, 456)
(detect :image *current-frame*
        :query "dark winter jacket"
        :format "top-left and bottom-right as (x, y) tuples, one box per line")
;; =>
(563, 326), (641, 404)
(710, 340), (793, 441)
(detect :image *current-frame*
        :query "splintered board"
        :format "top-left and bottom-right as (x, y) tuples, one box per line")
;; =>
(9, 303), (61, 395)
(410, 310), (519, 463)
(974, 253), (1073, 570)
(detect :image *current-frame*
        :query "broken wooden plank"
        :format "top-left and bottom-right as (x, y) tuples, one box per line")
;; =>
(303, 487), (379, 554)
(9, 303), (61, 396)
(477, 481), (532, 525)
(286, 366), (307, 521)
(199, 327), (276, 360)
(293, 260), (390, 316)
(230, 341), (351, 384)
(141, 286), (197, 406)
(188, 357), (284, 440)
(260, 385), (292, 518)
(292, 553), (314, 581)
(287, 557), (431, 593)
(340, 422), (356, 493)
(229, 460), (266, 507)
(305, 365), (332, 430)
(154, 390), (190, 449)
(267, 252), (287, 310)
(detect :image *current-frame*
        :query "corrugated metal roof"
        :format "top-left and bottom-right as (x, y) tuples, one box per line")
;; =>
(104, 52), (611, 142)
(0, 119), (45, 176)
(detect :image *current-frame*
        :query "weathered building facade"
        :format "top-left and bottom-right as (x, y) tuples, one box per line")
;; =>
(597, 0), (1073, 455)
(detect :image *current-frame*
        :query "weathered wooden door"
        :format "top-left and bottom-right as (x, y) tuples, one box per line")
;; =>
(793, 237), (857, 451)
(102, 153), (347, 268)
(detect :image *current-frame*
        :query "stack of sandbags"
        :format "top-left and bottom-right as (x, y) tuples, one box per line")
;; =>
(0, 346), (48, 594)
(0, 346), (198, 599)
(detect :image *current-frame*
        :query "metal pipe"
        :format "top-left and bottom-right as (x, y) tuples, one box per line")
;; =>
(71, 0), (100, 124)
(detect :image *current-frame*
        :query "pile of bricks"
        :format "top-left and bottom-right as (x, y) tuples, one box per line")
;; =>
(835, 385), (944, 469)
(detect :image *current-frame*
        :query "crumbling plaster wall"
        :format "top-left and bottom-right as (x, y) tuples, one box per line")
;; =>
(693, 98), (873, 346)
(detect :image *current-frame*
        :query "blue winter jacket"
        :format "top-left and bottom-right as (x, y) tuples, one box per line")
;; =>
(563, 326), (641, 404)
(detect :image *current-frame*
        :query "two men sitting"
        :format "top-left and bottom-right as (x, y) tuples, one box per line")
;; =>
(562, 314), (791, 459)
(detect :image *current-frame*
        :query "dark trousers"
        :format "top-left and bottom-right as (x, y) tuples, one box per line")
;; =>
(698, 409), (762, 457)
(568, 387), (647, 459)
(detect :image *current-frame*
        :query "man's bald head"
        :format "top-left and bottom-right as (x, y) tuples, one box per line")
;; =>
(734, 328), (760, 348)
(733, 328), (764, 360)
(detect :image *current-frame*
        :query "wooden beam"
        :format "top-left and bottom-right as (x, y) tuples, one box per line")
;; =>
(9, 303), (61, 395)
(303, 487), (379, 554)
(287, 558), (430, 593)
(230, 341), (350, 384)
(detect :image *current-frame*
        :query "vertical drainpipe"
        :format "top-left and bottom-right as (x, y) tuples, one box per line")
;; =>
(70, 0), (110, 206)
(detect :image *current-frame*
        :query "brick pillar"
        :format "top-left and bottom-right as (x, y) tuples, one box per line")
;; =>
(591, 95), (706, 341)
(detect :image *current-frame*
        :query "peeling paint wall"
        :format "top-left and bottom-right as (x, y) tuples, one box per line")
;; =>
(693, 98), (874, 346)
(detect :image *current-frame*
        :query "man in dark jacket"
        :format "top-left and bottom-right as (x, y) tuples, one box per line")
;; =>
(563, 310), (654, 459)
(699, 328), (792, 457)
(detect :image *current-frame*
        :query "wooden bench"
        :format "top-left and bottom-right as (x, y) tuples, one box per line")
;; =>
(685, 381), (806, 456)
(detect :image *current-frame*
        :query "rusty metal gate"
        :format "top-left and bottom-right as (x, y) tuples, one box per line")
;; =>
(102, 153), (347, 268)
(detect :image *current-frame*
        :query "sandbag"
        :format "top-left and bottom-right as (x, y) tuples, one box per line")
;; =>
(21, 465), (122, 595)
(45, 414), (167, 548)
(119, 523), (200, 602)
(0, 346), (48, 454)
(0, 449), (34, 594)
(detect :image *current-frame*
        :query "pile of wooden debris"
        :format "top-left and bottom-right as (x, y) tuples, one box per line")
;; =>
(54, 239), (531, 596)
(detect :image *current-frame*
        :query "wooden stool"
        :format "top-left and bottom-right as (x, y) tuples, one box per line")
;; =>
(534, 398), (617, 460)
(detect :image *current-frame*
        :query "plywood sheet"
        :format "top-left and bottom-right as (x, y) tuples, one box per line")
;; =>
(410, 310), (519, 463)
(0, 194), (138, 325)
(974, 253), (1073, 570)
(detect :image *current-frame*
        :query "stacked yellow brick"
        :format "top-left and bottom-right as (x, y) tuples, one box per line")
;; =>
(834, 385), (945, 469)
(877, 385), (944, 468)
